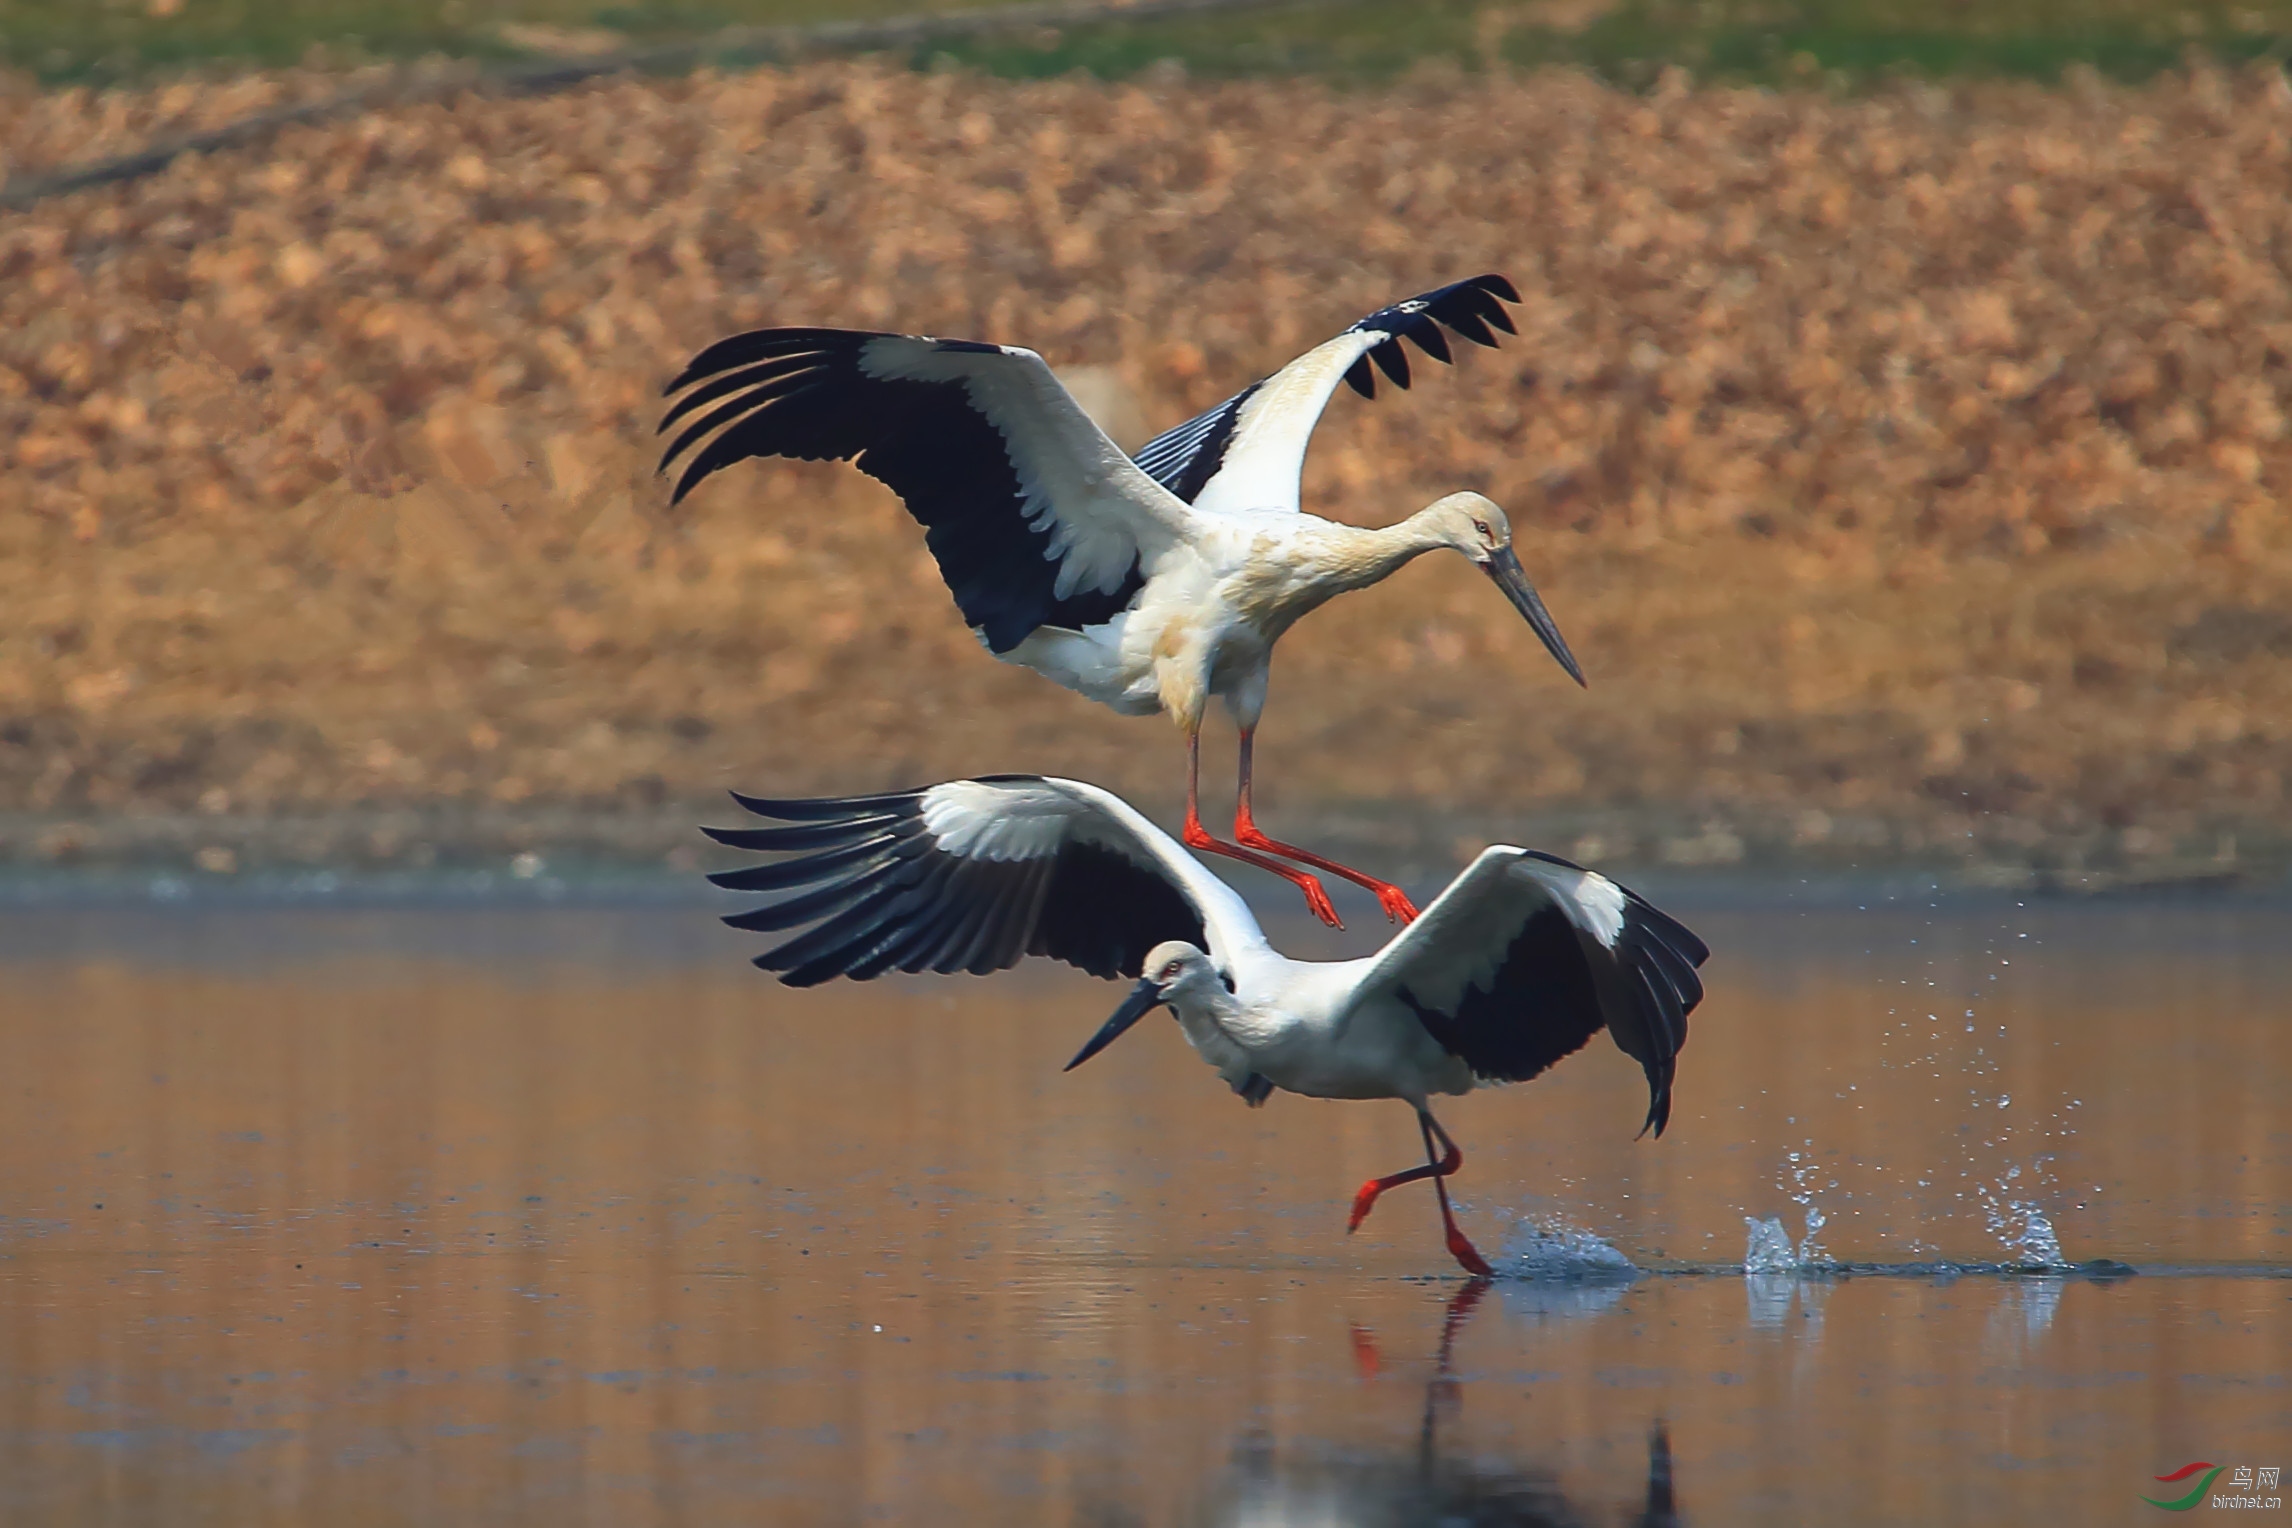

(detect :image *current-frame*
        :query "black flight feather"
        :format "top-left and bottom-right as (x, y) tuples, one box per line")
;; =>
(704, 779), (1205, 987)
(1130, 274), (1521, 502)
(659, 330), (1143, 653)
(1399, 858), (1707, 1140)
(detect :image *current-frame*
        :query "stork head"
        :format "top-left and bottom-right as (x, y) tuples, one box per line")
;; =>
(1419, 491), (1587, 688)
(1062, 942), (1220, 1072)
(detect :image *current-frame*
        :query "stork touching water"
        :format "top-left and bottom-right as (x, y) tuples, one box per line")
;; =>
(661, 276), (1584, 930)
(702, 776), (1706, 1275)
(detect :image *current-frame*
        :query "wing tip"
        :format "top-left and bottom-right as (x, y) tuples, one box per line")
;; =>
(1343, 274), (1526, 395)
(1475, 272), (1522, 304)
(1636, 1068), (1675, 1139)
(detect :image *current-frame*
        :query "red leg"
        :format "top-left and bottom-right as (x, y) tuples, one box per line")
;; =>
(1347, 1156), (1448, 1233)
(1234, 727), (1420, 924)
(1421, 1111), (1493, 1277)
(1348, 1123), (1460, 1232)
(1430, 1164), (1493, 1277)
(1180, 729), (1342, 928)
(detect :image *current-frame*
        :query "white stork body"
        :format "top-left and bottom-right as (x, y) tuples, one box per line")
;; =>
(703, 775), (1708, 1275)
(662, 277), (1585, 930)
(1001, 509), (1444, 730)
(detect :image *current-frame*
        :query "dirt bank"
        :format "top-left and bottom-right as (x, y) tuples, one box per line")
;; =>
(2, 60), (2288, 885)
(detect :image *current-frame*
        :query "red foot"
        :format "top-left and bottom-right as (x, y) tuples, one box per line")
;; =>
(1293, 877), (1344, 929)
(1348, 1179), (1383, 1233)
(1184, 819), (1343, 928)
(1349, 1134), (1462, 1235)
(1446, 1225), (1494, 1278)
(1348, 1323), (1382, 1380)
(1349, 1164), (1445, 1232)
(1234, 823), (1418, 925)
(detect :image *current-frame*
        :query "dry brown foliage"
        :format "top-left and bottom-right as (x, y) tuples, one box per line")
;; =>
(3, 60), (2289, 874)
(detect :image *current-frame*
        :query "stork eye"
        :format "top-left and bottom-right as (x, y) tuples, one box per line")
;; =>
(1160, 961), (1183, 981)
(1471, 519), (1492, 539)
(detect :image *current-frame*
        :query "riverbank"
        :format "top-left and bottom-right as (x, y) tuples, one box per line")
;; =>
(4, 59), (2288, 872)
(4, 794), (2278, 904)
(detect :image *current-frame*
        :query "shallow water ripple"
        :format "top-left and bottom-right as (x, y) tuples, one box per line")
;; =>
(0, 900), (2286, 1523)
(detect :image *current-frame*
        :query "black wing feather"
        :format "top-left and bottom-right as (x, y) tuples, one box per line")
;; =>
(1404, 315), (1452, 365)
(659, 354), (818, 439)
(1129, 274), (1521, 503)
(1396, 906), (1604, 1089)
(705, 781), (1205, 986)
(1369, 340), (1413, 389)
(698, 815), (904, 853)
(1129, 380), (1260, 503)
(1401, 857), (1708, 1140)
(659, 329), (1143, 652)
(705, 825), (923, 892)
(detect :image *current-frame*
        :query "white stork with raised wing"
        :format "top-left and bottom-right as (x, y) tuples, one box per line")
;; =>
(703, 775), (1706, 1276)
(661, 276), (1584, 930)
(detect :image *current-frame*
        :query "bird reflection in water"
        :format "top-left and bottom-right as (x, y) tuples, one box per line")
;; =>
(1194, 1280), (1682, 1527)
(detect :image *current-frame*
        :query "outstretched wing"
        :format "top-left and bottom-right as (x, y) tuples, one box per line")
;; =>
(1355, 848), (1707, 1137)
(702, 775), (1259, 988)
(1130, 274), (1520, 516)
(660, 329), (1193, 652)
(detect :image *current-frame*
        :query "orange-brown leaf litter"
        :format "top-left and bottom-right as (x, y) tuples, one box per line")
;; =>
(2, 61), (2288, 881)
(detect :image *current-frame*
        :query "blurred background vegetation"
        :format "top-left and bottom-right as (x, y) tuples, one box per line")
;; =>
(5, 0), (2292, 87)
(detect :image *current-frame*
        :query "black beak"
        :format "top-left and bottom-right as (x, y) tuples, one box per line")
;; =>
(1063, 977), (1164, 1072)
(1484, 547), (1586, 687)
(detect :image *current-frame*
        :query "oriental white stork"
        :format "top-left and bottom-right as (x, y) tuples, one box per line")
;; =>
(661, 275), (1583, 931)
(703, 775), (1706, 1276)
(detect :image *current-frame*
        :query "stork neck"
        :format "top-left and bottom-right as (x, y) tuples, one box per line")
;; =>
(1170, 984), (1255, 1046)
(1318, 518), (1452, 593)
(1171, 984), (1243, 1028)
(1182, 980), (1304, 1061)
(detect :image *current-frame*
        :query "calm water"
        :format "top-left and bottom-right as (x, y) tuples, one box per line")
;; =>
(0, 892), (2287, 1524)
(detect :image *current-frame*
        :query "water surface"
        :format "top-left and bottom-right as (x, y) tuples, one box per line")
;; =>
(0, 896), (2286, 1523)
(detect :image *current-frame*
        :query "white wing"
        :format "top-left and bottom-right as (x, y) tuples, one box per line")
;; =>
(662, 329), (1195, 652)
(1131, 275), (1520, 517)
(1353, 847), (1707, 1135)
(702, 775), (1264, 987)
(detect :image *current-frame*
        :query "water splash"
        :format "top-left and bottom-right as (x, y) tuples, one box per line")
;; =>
(1796, 1204), (1829, 1266)
(1996, 1201), (2067, 1268)
(1743, 1215), (1798, 1273)
(1773, 1138), (1843, 1256)
(1742, 1242), (1833, 1334)
(1970, 1160), (2070, 1267)
(1496, 1217), (1639, 1283)
(1743, 1205), (1833, 1273)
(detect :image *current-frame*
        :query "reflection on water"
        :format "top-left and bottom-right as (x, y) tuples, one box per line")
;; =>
(0, 899), (2287, 1523)
(1986, 1275), (2065, 1347)
(1203, 1282), (1680, 1527)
